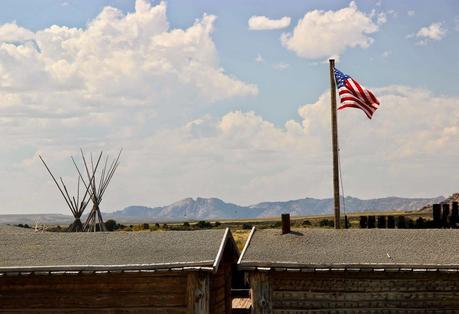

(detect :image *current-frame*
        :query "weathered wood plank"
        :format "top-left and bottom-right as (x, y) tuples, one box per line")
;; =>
(250, 272), (272, 314)
(273, 290), (459, 302)
(0, 291), (186, 308)
(0, 307), (187, 313)
(267, 271), (459, 311)
(187, 272), (210, 314)
(0, 272), (189, 310)
(272, 309), (459, 314)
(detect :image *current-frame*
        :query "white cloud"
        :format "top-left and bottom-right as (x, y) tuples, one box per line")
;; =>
(0, 0), (260, 213)
(407, 10), (415, 17)
(120, 86), (459, 206)
(377, 12), (387, 25)
(415, 22), (446, 44)
(281, 1), (380, 59)
(382, 50), (391, 58)
(0, 0), (257, 125)
(0, 23), (35, 42)
(5, 84), (458, 214)
(248, 16), (291, 30)
(255, 53), (264, 63)
(272, 63), (289, 70)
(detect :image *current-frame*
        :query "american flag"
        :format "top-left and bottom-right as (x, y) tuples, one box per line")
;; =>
(334, 67), (380, 119)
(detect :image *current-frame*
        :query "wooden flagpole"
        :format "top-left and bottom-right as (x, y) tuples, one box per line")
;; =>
(329, 59), (340, 229)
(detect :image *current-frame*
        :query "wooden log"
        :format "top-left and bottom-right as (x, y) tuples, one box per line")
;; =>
(377, 216), (386, 229)
(250, 272), (272, 314)
(387, 216), (395, 229)
(433, 203), (442, 228)
(442, 203), (450, 228)
(367, 216), (376, 229)
(452, 202), (459, 228)
(397, 215), (406, 229)
(187, 272), (210, 314)
(281, 214), (290, 234)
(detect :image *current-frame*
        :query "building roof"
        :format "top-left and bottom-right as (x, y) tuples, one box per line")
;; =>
(0, 228), (238, 275)
(238, 228), (459, 272)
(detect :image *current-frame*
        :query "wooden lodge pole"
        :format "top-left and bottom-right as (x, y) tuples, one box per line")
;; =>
(329, 59), (341, 229)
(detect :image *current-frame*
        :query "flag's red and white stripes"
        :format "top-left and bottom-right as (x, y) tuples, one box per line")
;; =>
(334, 68), (380, 119)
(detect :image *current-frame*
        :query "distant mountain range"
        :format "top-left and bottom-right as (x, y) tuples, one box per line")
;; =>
(1, 195), (446, 225)
(107, 195), (445, 222)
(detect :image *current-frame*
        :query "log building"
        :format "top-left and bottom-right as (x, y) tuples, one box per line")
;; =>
(0, 228), (238, 313)
(238, 227), (459, 313)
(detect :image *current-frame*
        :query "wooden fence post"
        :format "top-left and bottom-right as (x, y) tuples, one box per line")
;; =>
(281, 213), (290, 234)
(442, 204), (450, 228)
(367, 216), (376, 229)
(433, 204), (442, 228)
(387, 216), (395, 228)
(451, 202), (459, 228)
(187, 272), (210, 314)
(250, 272), (272, 314)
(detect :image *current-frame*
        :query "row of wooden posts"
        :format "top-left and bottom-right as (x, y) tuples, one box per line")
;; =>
(432, 202), (459, 228)
(358, 202), (459, 229)
(280, 203), (459, 232)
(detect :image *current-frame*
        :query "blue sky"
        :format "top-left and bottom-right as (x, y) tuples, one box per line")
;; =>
(0, 0), (458, 214)
(1, 0), (458, 123)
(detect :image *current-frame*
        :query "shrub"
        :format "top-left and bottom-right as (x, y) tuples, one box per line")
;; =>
(196, 221), (212, 229)
(302, 220), (311, 226)
(242, 223), (252, 230)
(319, 219), (334, 228)
(415, 217), (426, 229)
(105, 219), (118, 231)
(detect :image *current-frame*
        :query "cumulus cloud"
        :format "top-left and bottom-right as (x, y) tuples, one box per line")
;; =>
(7, 83), (458, 214)
(415, 22), (446, 44)
(281, 1), (380, 59)
(248, 16), (291, 30)
(0, 23), (35, 42)
(118, 85), (458, 206)
(0, 0), (257, 126)
(0, 0), (260, 213)
(407, 10), (415, 17)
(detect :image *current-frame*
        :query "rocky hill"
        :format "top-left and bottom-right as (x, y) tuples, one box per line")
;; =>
(110, 195), (444, 221)
(418, 193), (459, 213)
(2, 195), (446, 224)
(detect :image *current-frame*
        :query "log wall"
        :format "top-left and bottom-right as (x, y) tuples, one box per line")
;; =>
(250, 271), (459, 313)
(210, 246), (234, 314)
(0, 271), (215, 313)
